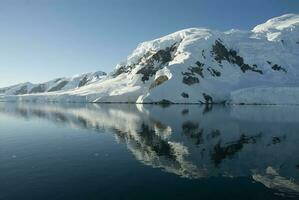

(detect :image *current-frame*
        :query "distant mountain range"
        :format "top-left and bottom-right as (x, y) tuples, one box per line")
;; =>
(0, 71), (106, 95)
(1, 14), (299, 104)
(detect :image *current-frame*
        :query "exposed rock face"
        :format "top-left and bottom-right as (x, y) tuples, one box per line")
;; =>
(78, 76), (89, 87)
(202, 93), (213, 104)
(267, 61), (287, 73)
(212, 40), (263, 74)
(191, 61), (205, 78)
(182, 75), (199, 85)
(1, 14), (299, 105)
(14, 86), (28, 95)
(207, 67), (221, 77)
(137, 67), (159, 83)
(30, 84), (46, 94)
(137, 44), (178, 82)
(157, 99), (174, 105)
(48, 81), (69, 92)
(112, 65), (132, 77)
(272, 64), (287, 73)
(181, 92), (189, 98)
(113, 43), (178, 82)
(149, 75), (169, 90)
(182, 61), (205, 86)
(0, 71), (106, 96)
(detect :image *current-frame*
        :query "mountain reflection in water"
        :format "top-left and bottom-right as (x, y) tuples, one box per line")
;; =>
(1, 102), (299, 197)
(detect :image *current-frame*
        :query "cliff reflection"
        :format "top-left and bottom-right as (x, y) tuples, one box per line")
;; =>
(1, 102), (299, 196)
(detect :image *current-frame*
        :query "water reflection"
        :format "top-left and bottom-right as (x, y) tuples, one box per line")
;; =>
(1, 102), (299, 197)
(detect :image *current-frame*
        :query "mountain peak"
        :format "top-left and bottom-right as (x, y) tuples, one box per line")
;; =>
(125, 28), (213, 66)
(252, 13), (299, 33)
(1, 14), (299, 105)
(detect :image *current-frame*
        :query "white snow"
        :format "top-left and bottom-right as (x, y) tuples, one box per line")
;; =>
(253, 14), (299, 33)
(1, 14), (299, 105)
(0, 71), (106, 97)
(230, 87), (299, 105)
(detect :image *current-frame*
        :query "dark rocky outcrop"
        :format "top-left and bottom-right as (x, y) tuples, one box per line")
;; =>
(30, 84), (46, 94)
(272, 64), (287, 73)
(212, 39), (230, 62)
(137, 44), (178, 82)
(212, 40), (263, 74)
(182, 61), (205, 85)
(191, 61), (204, 78)
(157, 99), (174, 105)
(267, 61), (287, 73)
(202, 93), (213, 104)
(137, 66), (159, 83)
(112, 65), (133, 77)
(149, 75), (169, 90)
(112, 43), (178, 80)
(78, 76), (89, 87)
(181, 92), (189, 98)
(207, 67), (221, 77)
(270, 135), (286, 145)
(14, 86), (28, 95)
(182, 75), (199, 85)
(201, 49), (206, 59)
(48, 81), (68, 92)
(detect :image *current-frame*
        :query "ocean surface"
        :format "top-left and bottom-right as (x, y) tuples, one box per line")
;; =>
(0, 102), (299, 200)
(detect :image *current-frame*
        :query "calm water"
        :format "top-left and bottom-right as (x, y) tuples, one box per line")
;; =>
(0, 103), (299, 200)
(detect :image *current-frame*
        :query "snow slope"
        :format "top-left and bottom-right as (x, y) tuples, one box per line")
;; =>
(1, 14), (299, 104)
(0, 71), (106, 96)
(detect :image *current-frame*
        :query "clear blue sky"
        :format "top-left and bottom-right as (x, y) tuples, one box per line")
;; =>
(0, 0), (298, 87)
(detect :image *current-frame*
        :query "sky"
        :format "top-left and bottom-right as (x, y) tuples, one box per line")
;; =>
(0, 0), (298, 87)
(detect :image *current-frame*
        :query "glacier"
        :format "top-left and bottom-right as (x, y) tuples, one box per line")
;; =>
(1, 14), (299, 104)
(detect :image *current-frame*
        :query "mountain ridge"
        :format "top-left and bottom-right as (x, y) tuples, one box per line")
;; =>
(0, 71), (106, 96)
(1, 14), (299, 104)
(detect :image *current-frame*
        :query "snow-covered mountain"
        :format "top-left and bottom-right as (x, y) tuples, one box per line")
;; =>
(1, 14), (299, 104)
(0, 71), (106, 96)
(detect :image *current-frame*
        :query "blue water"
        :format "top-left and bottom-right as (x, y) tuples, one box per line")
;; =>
(0, 103), (299, 200)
